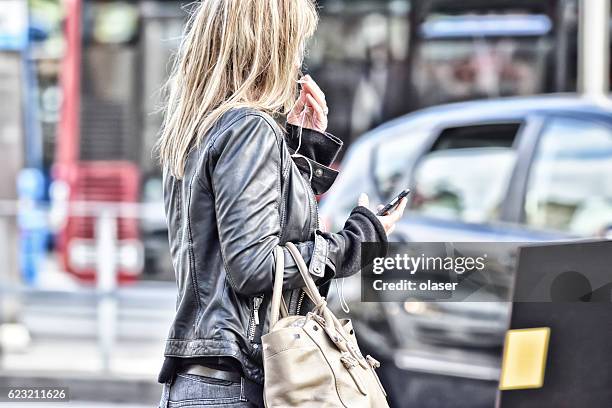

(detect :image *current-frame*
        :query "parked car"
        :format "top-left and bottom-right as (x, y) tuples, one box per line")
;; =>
(319, 94), (612, 407)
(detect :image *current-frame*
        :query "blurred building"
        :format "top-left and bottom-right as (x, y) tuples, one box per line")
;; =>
(27, 0), (592, 176)
(0, 0), (608, 284)
(310, 0), (584, 147)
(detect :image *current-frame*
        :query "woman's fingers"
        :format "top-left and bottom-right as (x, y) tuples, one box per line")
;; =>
(300, 75), (327, 112)
(293, 90), (306, 113)
(287, 91), (309, 126)
(301, 75), (325, 101)
(288, 75), (328, 132)
(304, 75), (325, 98)
(358, 193), (370, 208)
(378, 197), (408, 236)
(287, 91), (327, 132)
(306, 94), (325, 122)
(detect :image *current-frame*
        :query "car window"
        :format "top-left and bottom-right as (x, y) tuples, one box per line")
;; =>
(411, 123), (520, 223)
(524, 117), (612, 236)
(373, 125), (430, 201)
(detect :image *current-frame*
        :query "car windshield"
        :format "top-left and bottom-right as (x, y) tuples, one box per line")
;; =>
(373, 124), (432, 201)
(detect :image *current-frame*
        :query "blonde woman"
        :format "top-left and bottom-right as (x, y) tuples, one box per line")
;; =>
(156, 1), (406, 407)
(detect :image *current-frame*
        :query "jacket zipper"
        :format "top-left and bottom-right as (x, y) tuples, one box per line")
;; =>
(298, 175), (320, 315)
(307, 185), (320, 231)
(297, 167), (319, 234)
(248, 295), (264, 341)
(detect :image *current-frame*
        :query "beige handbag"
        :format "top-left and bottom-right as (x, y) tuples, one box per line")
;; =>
(262, 242), (389, 408)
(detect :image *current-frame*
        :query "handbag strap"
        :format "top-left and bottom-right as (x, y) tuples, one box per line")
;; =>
(269, 243), (324, 329)
(270, 246), (287, 328)
(286, 244), (360, 348)
(272, 244), (364, 364)
(285, 242), (327, 308)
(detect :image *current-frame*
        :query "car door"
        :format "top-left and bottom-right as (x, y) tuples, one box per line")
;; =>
(508, 112), (612, 240)
(369, 117), (534, 391)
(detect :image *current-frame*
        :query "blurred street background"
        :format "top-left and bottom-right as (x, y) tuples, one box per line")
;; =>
(1, 0), (612, 407)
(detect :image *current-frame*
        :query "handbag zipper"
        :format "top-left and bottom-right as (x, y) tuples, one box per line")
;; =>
(296, 291), (306, 315)
(248, 295), (264, 341)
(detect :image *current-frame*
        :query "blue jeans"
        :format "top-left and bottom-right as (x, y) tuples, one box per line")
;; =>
(158, 373), (259, 408)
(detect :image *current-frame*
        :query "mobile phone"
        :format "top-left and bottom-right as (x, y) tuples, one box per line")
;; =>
(376, 189), (410, 216)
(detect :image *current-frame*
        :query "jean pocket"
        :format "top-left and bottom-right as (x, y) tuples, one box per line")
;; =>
(168, 374), (244, 407)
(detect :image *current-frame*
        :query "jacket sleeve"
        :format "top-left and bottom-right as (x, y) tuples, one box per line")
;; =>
(285, 123), (343, 167)
(207, 114), (386, 296)
(320, 206), (388, 279)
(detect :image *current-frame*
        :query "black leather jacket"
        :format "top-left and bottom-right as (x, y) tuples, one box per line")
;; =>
(159, 108), (387, 385)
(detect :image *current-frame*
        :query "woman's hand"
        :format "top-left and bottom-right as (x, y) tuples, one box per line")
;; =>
(358, 193), (407, 236)
(287, 75), (328, 133)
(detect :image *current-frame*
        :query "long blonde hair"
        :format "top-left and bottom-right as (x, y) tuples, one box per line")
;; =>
(156, 0), (319, 179)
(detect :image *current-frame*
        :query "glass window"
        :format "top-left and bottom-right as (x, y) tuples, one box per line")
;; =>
(304, 4), (411, 145)
(525, 118), (612, 235)
(414, 14), (552, 108)
(411, 124), (520, 223)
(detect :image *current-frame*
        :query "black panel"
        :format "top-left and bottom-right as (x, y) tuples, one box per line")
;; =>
(499, 241), (612, 408)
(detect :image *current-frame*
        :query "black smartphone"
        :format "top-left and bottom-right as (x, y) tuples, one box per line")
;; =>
(376, 189), (410, 216)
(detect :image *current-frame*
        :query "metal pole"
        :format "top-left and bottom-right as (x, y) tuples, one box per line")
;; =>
(554, 0), (571, 92)
(0, 215), (24, 368)
(96, 210), (118, 373)
(0, 217), (6, 367)
(578, 0), (610, 97)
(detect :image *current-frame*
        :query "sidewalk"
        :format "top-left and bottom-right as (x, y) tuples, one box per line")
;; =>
(0, 261), (174, 405)
(0, 370), (160, 405)
(0, 334), (165, 404)
(1, 337), (164, 378)
(0, 403), (150, 408)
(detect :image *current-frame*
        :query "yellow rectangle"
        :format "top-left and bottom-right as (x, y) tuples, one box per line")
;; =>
(499, 327), (550, 391)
